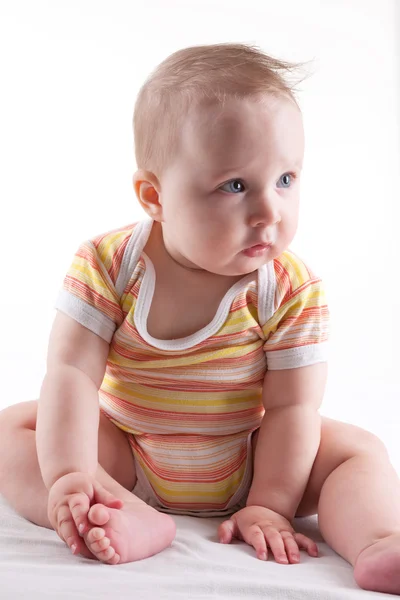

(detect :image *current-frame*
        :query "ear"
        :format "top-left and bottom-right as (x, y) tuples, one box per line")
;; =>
(132, 170), (163, 221)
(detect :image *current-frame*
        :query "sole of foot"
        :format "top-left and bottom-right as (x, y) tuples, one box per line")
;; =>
(81, 501), (176, 565)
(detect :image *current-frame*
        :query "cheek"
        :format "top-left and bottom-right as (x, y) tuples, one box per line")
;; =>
(288, 208), (299, 228)
(189, 211), (235, 251)
(164, 198), (196, 229)
(282, 205), (299, 239)
(190, 200), (230, 231)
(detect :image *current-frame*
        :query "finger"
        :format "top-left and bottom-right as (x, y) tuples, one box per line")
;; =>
(218, 519), (235, 544)
(57, 504), (96, 560)
(246, 526), (268, 561)
(93, 481), (124, 510)
(48, 505), (63, 541)
(294, 533), (319, 557)
(68, 492), (91, 537)
(262, 528), (289, 564)
(57, 504), (81, 554)
(281, 531), (300, 563)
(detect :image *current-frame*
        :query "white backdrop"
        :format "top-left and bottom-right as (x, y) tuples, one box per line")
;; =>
(1, 1), (399, 465)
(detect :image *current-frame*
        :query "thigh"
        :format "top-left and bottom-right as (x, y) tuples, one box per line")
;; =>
(295, 415), (386, 517)
(250, 414), (385, 518)
(0, 400), (136, 491)
(97, 408), (137, 491)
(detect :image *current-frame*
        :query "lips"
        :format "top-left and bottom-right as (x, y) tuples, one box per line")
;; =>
(247, 241), (273, 249)
(242, 241), (274, 258)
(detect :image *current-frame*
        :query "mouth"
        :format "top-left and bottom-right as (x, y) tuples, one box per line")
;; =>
(242, 242), (273, 257)
(249, 242), (273, 250)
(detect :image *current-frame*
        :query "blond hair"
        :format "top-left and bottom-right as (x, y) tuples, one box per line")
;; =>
(133, 43), (309, 177)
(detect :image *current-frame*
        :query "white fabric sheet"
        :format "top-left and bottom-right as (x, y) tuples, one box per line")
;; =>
(0, 495), (393, 599)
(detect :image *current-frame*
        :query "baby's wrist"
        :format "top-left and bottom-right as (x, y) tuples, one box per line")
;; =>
(48, 470), (94, 495)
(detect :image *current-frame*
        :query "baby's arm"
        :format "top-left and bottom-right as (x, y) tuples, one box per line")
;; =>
(219, 363), (326, 563)
(36, 311), (121, 553)
(36, 311), (109, 489)
(246, 363), (327, 519)
(219, 254), (329, 562)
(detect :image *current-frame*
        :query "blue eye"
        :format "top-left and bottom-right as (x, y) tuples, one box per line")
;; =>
(219, 173), (296, 193)
(277, 173), (295, 188)
(220, 179), (245, 194)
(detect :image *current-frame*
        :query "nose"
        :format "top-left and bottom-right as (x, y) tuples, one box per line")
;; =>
(248, 191), (281, 228)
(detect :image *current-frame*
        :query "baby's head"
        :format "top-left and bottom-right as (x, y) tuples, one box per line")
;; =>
(132, 43), (306, 277)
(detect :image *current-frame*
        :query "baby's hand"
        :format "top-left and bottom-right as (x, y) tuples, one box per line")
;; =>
(218, 505), (318, 564)
(47, 471), (123, 558)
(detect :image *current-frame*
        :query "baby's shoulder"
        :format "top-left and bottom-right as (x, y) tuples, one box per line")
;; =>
(80, 221), (145, 292)
(90, 222), (139, 262)
(272, 249), (320, 292)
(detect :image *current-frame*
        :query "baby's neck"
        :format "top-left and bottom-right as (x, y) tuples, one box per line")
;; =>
(143, 221), (244, 286)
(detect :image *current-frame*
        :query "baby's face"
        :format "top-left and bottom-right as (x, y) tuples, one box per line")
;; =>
(158, 94), (304, 277)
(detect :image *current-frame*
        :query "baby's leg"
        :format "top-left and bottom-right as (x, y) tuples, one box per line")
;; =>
(0, 401), (136, 527)
(0, 400), (175, 564)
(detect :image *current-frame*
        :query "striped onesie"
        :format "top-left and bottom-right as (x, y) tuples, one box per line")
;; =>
(55, 217), (329, 516)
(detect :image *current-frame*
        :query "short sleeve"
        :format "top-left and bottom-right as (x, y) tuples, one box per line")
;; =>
(262, 251), (329, 370)
(54, 227), (133, 343)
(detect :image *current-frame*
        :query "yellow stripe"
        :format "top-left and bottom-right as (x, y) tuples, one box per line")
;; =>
(279, 250), (310, 287)
(97, 230), (131, 270)
(139, 464), (246, 499)
(70, 261), (116, 299)
(107, 339), (262, 370)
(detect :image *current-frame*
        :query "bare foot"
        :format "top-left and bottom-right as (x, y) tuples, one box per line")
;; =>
(354, 533), (400, 594)
(80, 502), (176, 565)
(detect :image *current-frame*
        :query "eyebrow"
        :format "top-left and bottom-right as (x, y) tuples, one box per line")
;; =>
(212, 166), (243, 178)
(212, 160), (303, 178)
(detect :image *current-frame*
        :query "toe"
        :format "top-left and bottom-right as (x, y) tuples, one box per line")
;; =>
(90, 536), (110, 553)
(86, 526), (106, 544)
(88, 503), (110, 526)
(96, 545), (118, 564)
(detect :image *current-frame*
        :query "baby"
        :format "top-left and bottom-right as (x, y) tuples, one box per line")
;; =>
(1, 43), (400, 595)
